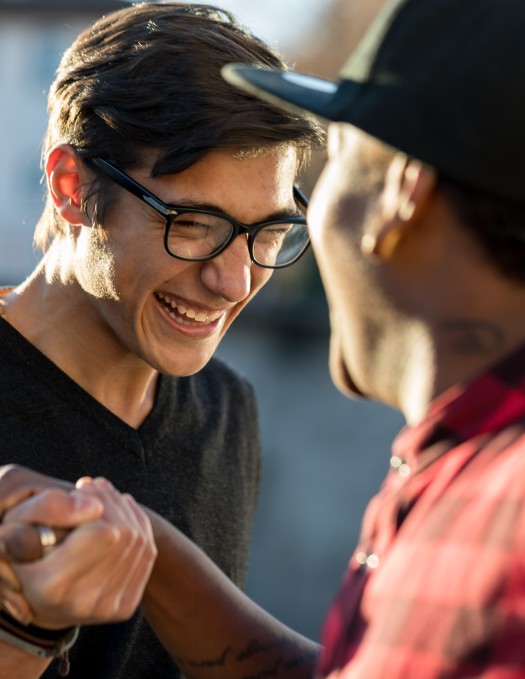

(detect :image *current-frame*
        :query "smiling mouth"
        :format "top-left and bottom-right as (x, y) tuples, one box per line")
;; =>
(155, 292), (223, 326)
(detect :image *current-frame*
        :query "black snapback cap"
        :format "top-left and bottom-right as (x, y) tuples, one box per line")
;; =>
(223, 0), (525, 203)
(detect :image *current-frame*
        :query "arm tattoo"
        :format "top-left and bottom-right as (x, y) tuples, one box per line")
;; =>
(175, 637), (318, 677)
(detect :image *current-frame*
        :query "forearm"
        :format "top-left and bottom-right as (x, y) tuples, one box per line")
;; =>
(143, 511), (319, 679)
(0, 638), (51, 678)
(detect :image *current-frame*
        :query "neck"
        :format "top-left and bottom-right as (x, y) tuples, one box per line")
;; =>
(397, 306), (525, 426)
(2, 268), (159, 429)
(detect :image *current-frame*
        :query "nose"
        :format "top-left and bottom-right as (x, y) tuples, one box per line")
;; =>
(200, 235), (253, 302)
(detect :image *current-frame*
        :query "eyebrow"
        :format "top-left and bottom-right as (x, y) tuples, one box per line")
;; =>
(163, 198), (305, 224)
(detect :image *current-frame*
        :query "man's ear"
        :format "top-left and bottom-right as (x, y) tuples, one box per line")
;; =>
(361, 153), (437, 261)
(46, 144), (90, 226)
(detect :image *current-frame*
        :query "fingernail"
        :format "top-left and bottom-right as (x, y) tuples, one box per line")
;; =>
(72, 493), (103, 512)
(93, 478), (113, 489)
(3, 599), (30, 626)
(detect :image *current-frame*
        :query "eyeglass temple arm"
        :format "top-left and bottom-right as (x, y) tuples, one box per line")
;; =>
(88, 157), (171, 216)
(293, 185), (309, 213)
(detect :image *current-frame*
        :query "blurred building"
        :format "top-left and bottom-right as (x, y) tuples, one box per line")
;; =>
(0, 0), (125, 282)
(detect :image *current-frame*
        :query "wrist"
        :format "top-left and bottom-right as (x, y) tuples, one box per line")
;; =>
(0, 610), (79, 676)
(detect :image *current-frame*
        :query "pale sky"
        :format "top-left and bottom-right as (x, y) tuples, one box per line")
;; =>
(185, 0), (323, 52)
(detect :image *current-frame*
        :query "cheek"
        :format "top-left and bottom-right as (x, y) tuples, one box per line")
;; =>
(74, 228), (120, 301)
(249, 267), (273, 298)
(307, 166), (331, 251)
(306, 183), (329, 278)
(307, 160), (352, 267)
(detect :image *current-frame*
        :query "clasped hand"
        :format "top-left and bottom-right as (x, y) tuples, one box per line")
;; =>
(0, 465), (157, 630)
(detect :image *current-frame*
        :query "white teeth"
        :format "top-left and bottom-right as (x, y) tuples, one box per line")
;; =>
(155, 293), (222, 325)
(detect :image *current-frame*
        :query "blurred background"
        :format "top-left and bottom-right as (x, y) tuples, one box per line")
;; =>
(0, 0), (403, 642)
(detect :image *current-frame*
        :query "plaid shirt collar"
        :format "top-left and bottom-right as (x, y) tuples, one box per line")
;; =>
(393, 341), (525, 471)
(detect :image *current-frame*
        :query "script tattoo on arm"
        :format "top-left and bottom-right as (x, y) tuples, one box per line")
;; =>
(174, 637), (319, 678)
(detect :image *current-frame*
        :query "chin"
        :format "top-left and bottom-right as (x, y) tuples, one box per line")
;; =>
(145, 346), (215, 378)
(329, 341), (366, 399)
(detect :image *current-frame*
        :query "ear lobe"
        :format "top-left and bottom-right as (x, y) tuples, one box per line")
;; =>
(46, 145), (88, 226)
(361, 154), (437, 261)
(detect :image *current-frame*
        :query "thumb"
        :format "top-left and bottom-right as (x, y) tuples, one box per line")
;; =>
(3, 488), (104, 527)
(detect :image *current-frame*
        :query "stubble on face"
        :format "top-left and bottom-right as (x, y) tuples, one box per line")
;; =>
(75, 226), (120, 301)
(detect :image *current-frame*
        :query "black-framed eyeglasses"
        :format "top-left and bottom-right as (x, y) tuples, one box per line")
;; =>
(88, 157), (309, 269)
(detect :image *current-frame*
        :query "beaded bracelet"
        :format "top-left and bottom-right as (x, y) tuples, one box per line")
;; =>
(0, 610), (79, 676)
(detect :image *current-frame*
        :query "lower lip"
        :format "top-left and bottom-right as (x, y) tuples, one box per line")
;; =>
(155, 296), (223, 338)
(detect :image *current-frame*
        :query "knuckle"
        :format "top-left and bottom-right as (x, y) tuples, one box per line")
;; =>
(42, 487), (67, 507)
(38, 578), (66, 610)
(42, 583), (95, 621)
(101, 523), (121, 546)
(149, 542), (158, 560)
(0, 465), (23, 489)
(70, 591), (98, 619)
(8, 525), (41, 562)
(118, 597), (140, 621)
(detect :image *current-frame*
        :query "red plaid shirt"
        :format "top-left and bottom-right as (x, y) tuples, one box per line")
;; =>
(318, 344), (525, 679)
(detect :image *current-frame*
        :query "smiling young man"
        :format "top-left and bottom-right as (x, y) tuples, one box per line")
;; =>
(0, 2), (322, 677)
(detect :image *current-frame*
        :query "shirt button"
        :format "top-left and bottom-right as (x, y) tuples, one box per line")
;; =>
(390, 455), (411, 477)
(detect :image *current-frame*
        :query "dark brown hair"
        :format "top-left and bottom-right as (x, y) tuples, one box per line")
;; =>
(36, 2), (324, 249)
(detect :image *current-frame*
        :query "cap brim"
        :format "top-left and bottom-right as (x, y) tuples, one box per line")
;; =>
(222, 64), (340, 121)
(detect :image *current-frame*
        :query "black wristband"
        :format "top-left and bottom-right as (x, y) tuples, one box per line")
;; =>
(0, 609), (79, 675)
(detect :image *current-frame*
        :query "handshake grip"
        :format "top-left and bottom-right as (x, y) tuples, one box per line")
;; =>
(0, 524), (69, 563)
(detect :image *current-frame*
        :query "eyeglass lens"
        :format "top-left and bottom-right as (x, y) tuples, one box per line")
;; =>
(166, 212), (308, 267)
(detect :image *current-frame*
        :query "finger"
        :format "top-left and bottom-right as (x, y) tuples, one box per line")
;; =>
(75, 477), (93, 488)
(85, 492), (157, 618)
(81, 481), (152, 566)
(0, 524), (69, 563)
(0, 585), (34, 626)
(13, 508), (155, 627)
(63, 519), (156, 623)
(4, 489), (103, 527)
(76, 479), (139, 530)
(0, 465), (72, 515)
(11, 521), (121, 627)
(104, 527), (157, 617)
(0, 550), (22, 589)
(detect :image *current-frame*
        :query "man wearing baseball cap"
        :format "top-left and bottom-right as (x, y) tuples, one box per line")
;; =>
(223, 0), (525, 676)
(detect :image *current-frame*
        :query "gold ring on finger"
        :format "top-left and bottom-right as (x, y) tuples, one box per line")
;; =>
(36, 525), (57, 557)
